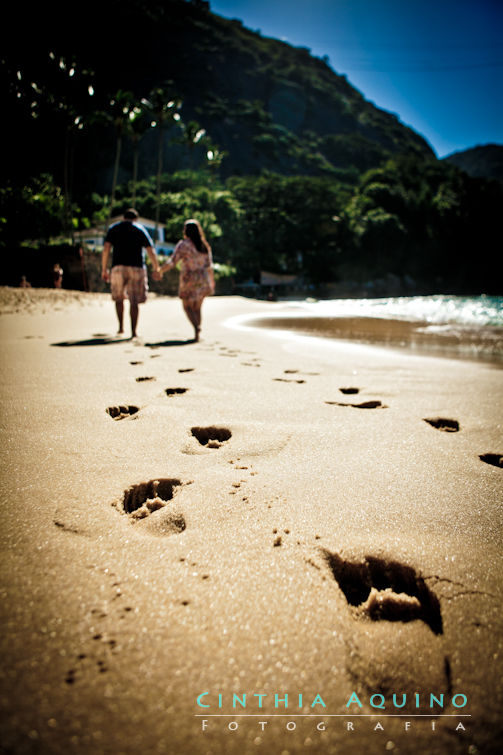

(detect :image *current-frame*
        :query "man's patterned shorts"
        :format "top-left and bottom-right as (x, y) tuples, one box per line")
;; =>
(110, 265), (148, 304)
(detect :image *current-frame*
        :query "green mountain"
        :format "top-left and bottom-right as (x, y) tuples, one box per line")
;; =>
(148, 0), (435, 177)
(4, 0), (501, 295)
(4, 0), (435, 189)
(443, 144), (503, 183)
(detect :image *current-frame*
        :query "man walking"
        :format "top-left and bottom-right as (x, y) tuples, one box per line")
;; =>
(102, 209), (161, 338)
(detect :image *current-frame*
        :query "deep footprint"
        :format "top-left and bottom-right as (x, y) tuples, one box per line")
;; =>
(339, 387), (360, 395)
(106, 405), (140, 420)
(424, 417), (460, 432)
(121, 478), (183, 516)
(273, 378), (306, 384)
(136, 376), (156, 382)
(165, 388), (189, 396)
(191, 426), (232, 448)
(479, 453), (503, 468)
(323, 551), (443, 634)
(326, 400), (386, 409)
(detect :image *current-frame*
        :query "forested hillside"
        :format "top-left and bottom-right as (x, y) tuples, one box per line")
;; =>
(3, 0), (434, 188)
(444, 145), (503, 183)
(1, 0), (502, 294)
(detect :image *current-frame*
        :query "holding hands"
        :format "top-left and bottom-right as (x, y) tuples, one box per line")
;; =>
(160, 257), (175, 274)
(152, 255), (175, 281)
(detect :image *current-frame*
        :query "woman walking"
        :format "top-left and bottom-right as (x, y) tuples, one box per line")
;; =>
(160, 219), (215, 341)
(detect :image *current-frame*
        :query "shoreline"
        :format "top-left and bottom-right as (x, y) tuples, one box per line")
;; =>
(238, 313), (503, 366)
(2, 287), (501, 365)
(0, 290), (502, 755)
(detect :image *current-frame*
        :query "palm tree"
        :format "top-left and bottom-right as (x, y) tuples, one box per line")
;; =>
(105, 90), (135, 230)
(128, 101), (152, 207)
(206, 146), (227, 183)
(14, 52), (96, 241)
(177, 120), (207, 170)
(146, 85), (182, 240)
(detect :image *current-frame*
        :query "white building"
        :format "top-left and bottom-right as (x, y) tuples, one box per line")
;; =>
(77, 216), (175, 255)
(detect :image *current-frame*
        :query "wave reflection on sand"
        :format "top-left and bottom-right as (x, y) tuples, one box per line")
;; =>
(228, 298), (503, 365)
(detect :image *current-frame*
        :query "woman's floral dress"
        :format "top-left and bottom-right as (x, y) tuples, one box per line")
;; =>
(171, 239), (215, 301)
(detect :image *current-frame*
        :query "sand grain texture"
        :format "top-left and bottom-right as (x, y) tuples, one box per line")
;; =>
(0, 288), (502, 755)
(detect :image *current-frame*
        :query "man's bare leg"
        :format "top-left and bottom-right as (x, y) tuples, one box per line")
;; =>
(130, 302), (139, 338)
(115, 300), (124, 334)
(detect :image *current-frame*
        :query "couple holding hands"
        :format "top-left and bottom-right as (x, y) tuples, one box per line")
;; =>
(102, 209), (215, 342)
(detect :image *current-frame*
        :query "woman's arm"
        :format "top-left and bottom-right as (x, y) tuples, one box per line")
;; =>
(160, 240), (186, 273)
(160, 256), (174, 274)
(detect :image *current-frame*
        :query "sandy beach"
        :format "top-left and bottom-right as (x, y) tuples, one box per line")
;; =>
(0, 287), (502, 755)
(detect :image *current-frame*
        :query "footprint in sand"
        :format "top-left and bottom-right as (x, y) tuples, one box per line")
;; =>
(186, 425), (289, 457)
(191, 426), (232, 449)
(273, 378), (306, 384)
(178, 368), (195, 373)
(339, 387), (360, 395)
(323, 551), (443, 634)
(479, 453), (502, 468)
(129, 360), (143, 365)
(121, 478), (183, 516)
(321, 551), (451, 709)
(326, 399), (386, 409)
(165, 387), (189, 396)
(284, 369), (320, 376)
(106, 405), (140, 421)
(117, 479), (187, 537)
(136, 376), (156, 382)
(424, 417), (460, 432)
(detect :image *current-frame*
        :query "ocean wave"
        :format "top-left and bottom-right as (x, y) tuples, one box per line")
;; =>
(287, 295), (503, 327)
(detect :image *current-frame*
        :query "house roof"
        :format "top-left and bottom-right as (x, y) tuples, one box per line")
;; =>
(78, 216), (165, 238)
(109, 216), (165, 230)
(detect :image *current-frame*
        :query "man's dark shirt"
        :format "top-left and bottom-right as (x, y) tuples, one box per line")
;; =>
(105, 221), (154, 268)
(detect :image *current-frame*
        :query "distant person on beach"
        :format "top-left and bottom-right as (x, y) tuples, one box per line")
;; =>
(53, 263), (63, 289)
(101, 208), (161, 339)
(159, 218), (214, 342)
(19, 275), (31, 288)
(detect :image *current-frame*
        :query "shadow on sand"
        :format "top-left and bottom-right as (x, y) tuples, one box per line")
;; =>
(51, 335), (131, 347)
(51, 335), (197, 348)
(145, 339), (196, 348)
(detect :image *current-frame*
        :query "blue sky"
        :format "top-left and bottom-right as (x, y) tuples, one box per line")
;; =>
(210, 0), (502, 157)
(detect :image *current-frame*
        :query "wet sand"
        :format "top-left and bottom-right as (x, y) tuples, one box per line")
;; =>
(0, 288), (502, 755)
(247, 314), (503, 365)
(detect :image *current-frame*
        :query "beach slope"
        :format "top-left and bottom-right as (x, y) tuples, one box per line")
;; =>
(0, 289), (502, 755)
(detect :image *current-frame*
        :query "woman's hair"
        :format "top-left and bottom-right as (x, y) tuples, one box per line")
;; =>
(184, 219), (211, 254)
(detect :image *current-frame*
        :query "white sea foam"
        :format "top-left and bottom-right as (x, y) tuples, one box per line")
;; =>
(283, 295), (503, 327)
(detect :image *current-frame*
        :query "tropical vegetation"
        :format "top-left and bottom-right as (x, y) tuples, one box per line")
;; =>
(1, 0), (501, 294)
